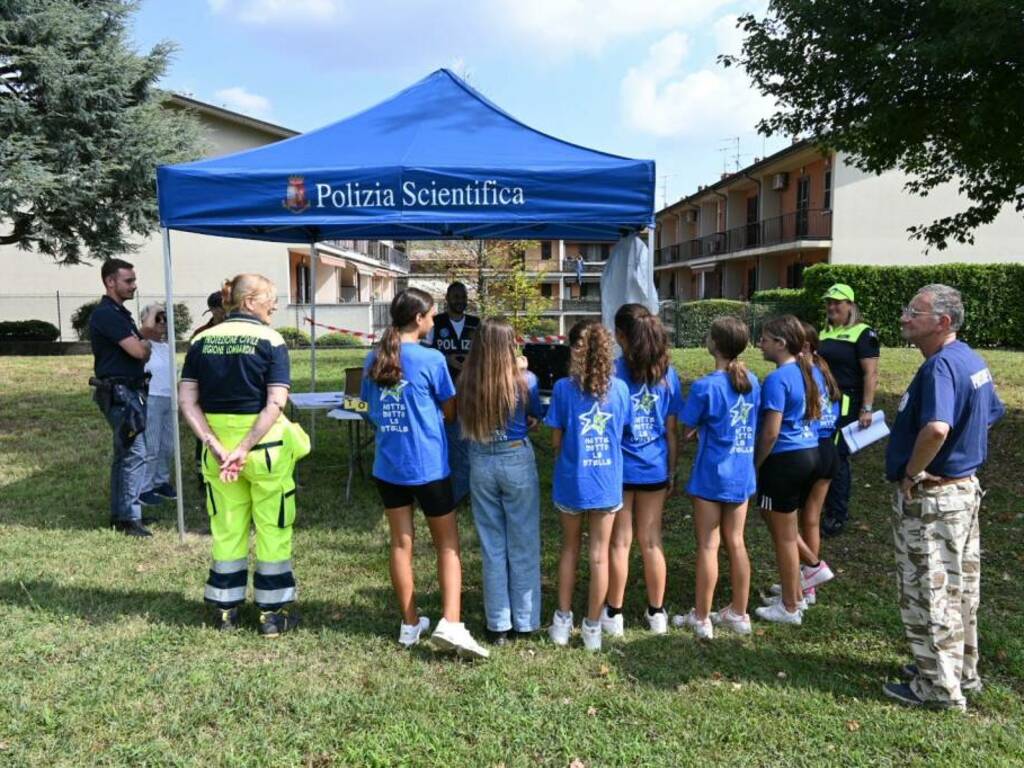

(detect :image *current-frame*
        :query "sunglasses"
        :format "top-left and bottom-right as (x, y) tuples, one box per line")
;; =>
(155, 314), (167, 323)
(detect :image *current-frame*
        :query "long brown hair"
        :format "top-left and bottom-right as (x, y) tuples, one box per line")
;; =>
(708, 316), (752, 394)
(458, 318), (527, 442)
(569, 319), (614, 400)
(614, 303), (670, 386)
(368, 288), (434, 386)
(761, 315), (821, 421)
(801, 321), (842, 402)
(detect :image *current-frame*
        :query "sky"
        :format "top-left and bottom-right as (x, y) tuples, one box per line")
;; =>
(133, 0), (788, 211)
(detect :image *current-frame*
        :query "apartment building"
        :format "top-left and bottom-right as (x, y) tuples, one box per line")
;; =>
(0, 95), (409, 339)
(654, 140), (1024, 301)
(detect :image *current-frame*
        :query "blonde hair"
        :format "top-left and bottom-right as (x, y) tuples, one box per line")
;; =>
(221, 274), (275, 314)
(140, 302), (166, 323)
(458, 318), (527, 442)
(569, 320), (614, 400)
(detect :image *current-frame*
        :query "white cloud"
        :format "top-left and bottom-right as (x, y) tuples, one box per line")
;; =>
(214, 86), (273, 118)
(621, 25), (774, 139)
(495, 0), (732, 54)
(209, 0), (340, 24)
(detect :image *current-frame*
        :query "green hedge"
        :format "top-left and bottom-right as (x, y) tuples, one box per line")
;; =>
(71, 300), (192, 341)
(802, 263), (1024, 347)
(670, 299), (759, 347)
(316, 331), (366, 348)
(750, 288), (816, 323)
(276, 327), (311, 347)
(0, 320), (60, 342)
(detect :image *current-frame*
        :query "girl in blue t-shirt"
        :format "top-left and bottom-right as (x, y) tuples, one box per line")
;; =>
(673, 316), (759, 639)
(545, 319), (632, 652)
(604, 304), (681, 637)
(753, 315), (823, 626)
(458, 318), (545, 645)
(361, 288), (488, 659)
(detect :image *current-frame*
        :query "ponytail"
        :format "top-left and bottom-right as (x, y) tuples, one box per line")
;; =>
(709, 315), (751, 394)
(800, 321), (842, 402)
(615, 303), (669, 386)
(797, 354), (822, 421)
(763, 314), (820, 421)
(369, 288), (434, 386)
(569, 319), (613, 399)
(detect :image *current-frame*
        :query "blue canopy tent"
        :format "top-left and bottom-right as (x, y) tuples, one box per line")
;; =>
(156, 68), (655, 539)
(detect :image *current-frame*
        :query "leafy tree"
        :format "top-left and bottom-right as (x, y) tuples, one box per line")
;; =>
(722, 0), (1024, 250)
(0, 0), (203, 264)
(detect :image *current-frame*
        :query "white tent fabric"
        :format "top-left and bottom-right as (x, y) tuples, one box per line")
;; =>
(600, 233), (659, 335)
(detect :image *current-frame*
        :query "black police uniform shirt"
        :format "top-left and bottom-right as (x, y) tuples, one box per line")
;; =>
(89, 295), (146, 379)
(819, 325), (880, 398)
(180, 312), (291, 414)
(429, 312), (479, 379)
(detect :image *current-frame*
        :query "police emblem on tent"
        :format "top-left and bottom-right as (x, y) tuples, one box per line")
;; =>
(283, 176), (310, 213)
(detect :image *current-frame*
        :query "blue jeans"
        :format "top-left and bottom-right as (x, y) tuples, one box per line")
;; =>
(143, 394), (174, 491)
(469, 440), (541, 632)
(446, 420), (471, 505)
(96, 391), (147, 522)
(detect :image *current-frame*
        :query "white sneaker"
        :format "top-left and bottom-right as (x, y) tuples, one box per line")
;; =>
(766, 586), (817, 605)
(398, 616), (430, 648)
(599, 605), (624, 637)
(549, 610), (574, 647)
(581, 618), (603, 651)
(709, 606), (752, 635)
(645, 609), (668, 635)
(801, 561), (834, 589)
(431, 618), (490, 659)
(761, 593), (808, 611)
(754, 601), (803, 625)
(677, 608), (713, 639)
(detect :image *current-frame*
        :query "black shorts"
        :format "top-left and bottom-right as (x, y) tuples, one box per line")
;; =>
(375, 477), (455, 517)
(624, 480), (670, 492)
(816, 437), (839, 481)
(757, 447), (819, 512)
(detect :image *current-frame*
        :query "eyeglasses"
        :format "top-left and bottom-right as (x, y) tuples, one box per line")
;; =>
(155, 315), (167, 323)
(901, 305), (939, 318)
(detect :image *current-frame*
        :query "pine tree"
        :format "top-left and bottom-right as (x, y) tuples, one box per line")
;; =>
(0, 0), (203, 264)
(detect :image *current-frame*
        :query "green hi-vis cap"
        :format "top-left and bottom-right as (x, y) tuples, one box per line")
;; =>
(823, 283), (855, 302)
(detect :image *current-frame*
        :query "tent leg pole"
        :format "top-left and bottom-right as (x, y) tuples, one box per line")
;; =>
(162, 228), (187, 544)
(309, 241), (318, 449)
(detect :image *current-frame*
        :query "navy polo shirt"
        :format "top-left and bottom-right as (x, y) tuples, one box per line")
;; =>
(89, 295), (146, 379)
(885, 340), (1004, 481)
(181, 313), (291, 414)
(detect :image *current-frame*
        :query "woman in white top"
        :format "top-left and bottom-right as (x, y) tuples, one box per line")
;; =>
(140, 303), (177, 505)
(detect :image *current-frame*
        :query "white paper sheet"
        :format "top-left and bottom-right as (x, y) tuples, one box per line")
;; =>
(841, 410), (890, 453)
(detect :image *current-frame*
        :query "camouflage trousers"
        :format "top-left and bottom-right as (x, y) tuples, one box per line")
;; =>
(892, 477), (982, 709)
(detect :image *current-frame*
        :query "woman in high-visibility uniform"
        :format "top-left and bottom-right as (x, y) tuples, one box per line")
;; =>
(179, 274), (309, 635)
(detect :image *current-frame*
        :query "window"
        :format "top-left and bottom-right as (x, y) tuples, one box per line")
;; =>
(786, 262), (805, 289)
(540, 283), (553, 297)
(541, 241), (552, 260)
(295, 263), (311, 304)
(823, 170), (832, 210)
(747, 266), (758, 296)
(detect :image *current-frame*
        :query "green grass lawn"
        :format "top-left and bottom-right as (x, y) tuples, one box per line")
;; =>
(1, 347), (1022, 767)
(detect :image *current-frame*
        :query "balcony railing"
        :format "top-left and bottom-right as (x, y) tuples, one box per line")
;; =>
(322, 239), (411, 273)
(539, 298), (602, 313)
(561, 257), (606, 274)
(656, 209), (832, 266)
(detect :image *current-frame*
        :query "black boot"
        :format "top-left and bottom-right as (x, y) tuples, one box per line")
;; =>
(209, 606), (240, 631)
(110, 518), (152, 537)
(258, 607), (301, 637)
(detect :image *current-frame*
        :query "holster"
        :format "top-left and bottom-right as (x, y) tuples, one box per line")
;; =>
(90, 376), (149, 448)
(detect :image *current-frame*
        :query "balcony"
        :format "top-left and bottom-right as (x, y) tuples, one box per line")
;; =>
(561, 257), (606, 274)
(539, 297), (602, 313)
(322, 239), (410, 273)
(657, 209), (832, 266)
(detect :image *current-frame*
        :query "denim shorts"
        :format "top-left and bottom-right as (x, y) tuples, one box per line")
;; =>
(554, 501), (623, 516)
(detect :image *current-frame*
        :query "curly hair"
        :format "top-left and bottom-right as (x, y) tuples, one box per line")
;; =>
(568, 320), (614, 400)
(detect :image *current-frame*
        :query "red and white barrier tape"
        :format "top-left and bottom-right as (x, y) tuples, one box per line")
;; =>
(302, 317), (376, 340)
(517, 335), (566, 344)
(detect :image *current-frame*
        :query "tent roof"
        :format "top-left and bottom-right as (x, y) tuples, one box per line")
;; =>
(157, 69), (654, 242)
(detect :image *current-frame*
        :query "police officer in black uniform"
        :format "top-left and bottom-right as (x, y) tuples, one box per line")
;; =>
(818, 283), (880, 537)
(89, 258), (157, 537)
(425, 281), (479, 504)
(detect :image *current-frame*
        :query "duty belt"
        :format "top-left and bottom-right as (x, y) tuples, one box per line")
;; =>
(89, 375), (150, 390)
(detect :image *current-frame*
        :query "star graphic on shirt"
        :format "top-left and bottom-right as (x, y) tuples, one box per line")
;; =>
(579, 402), (612, 436)
(380, 379), (409, 402)
(631, 384), (660, 415)
(729, 395), (753, 427)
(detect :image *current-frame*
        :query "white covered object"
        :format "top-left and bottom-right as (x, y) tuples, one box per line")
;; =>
(600, 234), (659, 334)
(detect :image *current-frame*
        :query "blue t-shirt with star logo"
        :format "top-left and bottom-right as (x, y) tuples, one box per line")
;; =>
(361, 342), (456, 485)
(544, 375), (632, 509)
(680, 369), (761, 502)
(760, 361), (819, 454)
(812, 366), (841, 439)
(614, 357), (683, 484)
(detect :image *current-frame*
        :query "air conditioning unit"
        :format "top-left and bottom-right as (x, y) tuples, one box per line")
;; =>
(684, 210), (698, 223)
(771, 172), (789, 191)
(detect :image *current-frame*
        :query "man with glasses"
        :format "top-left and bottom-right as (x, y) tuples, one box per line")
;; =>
(88, 259), (157, 537)
(883, 284), (1004, 710)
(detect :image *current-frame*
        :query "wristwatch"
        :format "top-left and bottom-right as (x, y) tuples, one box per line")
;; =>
(905, 470), (928, 485)
(860, 404), (873, 413)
